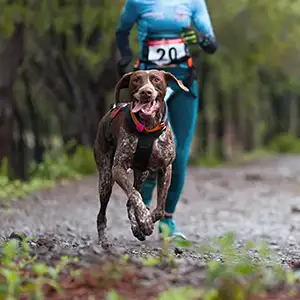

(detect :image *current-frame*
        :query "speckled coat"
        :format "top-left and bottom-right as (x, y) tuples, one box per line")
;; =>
(94, 70), (188, 247)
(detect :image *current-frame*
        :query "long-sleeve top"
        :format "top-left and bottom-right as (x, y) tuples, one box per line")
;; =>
(115, 0), (217, 64)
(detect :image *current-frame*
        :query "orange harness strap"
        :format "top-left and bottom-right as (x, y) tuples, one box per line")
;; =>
(129, 103), (167, 134)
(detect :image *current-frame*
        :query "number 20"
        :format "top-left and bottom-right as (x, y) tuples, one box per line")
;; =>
(157, 47), (177, 61)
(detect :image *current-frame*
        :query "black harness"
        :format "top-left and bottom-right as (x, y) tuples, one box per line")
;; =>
(106, 103), (168, 171)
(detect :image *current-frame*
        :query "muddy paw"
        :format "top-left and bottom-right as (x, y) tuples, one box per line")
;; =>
(151, 209), (164, 223)
(131, 225), (146, 241)
(101, 239), (113, 250)
(98, 234), (113, 250)
(137, 209), (154, 236)
(127, 199), (146, 241)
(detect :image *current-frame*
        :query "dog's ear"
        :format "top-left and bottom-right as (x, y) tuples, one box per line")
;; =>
(114, 72), (133, 103)
(162, 71), (189, 92)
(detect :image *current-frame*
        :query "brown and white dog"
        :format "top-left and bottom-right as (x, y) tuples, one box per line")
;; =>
(94, 70), (188, 247)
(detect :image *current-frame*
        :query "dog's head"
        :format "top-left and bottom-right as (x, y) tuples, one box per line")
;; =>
(114, 70), (189, 118)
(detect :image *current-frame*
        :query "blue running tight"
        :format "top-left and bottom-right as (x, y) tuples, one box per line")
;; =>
(141, 79), (199, 215)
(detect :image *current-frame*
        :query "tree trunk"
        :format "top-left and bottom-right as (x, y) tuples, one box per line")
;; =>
(0, 23), (25, 166)
(288, 94), (298, 136)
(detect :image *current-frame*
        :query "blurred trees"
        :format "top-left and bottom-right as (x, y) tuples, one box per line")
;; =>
(0, 0), (121, 179)
(0, 0), (299, 179)
(196, 0), (300, 160)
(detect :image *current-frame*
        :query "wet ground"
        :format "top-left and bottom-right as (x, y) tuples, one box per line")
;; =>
(1, 155), (300, 267)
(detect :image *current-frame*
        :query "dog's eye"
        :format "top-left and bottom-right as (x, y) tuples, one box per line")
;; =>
(152, 77), (161, 83)
(132, 76), (141, 84)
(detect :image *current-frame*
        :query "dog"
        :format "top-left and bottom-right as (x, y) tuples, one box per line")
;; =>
(94, 69), (189, 247)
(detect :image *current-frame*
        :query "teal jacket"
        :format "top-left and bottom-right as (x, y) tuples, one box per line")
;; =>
(116, 0), (217, 65)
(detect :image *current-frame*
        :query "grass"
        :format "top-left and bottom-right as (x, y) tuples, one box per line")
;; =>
(2, 133), (300, 201)
(0, 237), (79, 300)
(225, 148), (274, 167)
(267, 134), (300, 154)
(0, 144), (96, 201)
(189, 134), (300, 168)
(0, 230), (299, 299)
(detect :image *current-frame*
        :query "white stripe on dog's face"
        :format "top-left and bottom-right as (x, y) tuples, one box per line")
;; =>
(133, 75), (158, 102)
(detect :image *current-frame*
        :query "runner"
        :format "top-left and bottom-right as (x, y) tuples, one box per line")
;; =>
(115, 0), (217, 239)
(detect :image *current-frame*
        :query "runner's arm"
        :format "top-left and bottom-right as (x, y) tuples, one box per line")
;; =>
(191, 0), (217, 54)
(115, 0), (139, 58)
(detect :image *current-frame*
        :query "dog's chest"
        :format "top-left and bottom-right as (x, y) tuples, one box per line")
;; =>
(119, 131), (174, 172)
(147, 129), (175, 171)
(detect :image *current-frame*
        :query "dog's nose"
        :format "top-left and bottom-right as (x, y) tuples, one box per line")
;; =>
(140, 88), (153, 97)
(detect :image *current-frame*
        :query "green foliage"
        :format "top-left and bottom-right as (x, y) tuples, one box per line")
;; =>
(106, 289), (126, 300)
(0, 231), (298, 299)
(192, 155), (221, 167)
(0, 0), (122, 66)
(158, 286), (203, 300)
(197, 233), (296, 299)
(0, 145), (96, 201)
(148, 231), (298, 300)
(142, 223), (176, 268)
(0, 239), (77, 299)
(142, 223), (193, 268)
(31, 144), (96, 180)
(267, 134), (300, 153)
(227, 149), (272, 166)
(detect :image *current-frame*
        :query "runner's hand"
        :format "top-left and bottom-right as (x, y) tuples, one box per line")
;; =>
(181, 28), (200, 45)
(117, 56), (132, 77)
(181, 28), (209, 49)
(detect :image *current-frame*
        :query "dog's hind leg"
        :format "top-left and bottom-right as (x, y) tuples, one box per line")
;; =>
(96, 153), (113, 249)
(151, 165), (172, 223)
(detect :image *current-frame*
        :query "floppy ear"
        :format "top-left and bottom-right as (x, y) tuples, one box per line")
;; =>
(162, 71), (189, 92)
(114, 72), (133, 104)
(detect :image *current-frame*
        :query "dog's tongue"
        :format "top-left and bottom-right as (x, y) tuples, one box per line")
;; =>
(132, 102), (151, 113)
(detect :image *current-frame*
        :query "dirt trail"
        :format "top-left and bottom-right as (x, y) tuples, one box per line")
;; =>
(1, 155), (300, 265)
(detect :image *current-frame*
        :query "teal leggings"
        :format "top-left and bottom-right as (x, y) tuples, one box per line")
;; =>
(141, 79), (199, 214)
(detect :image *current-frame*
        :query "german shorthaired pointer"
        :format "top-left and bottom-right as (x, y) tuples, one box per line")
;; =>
(94, 70), (188, 247)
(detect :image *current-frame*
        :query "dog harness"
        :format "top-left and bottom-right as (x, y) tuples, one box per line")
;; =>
(106, 102), (168, 171)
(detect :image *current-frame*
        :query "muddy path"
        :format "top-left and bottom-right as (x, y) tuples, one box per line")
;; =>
(1, 155), (300, 267)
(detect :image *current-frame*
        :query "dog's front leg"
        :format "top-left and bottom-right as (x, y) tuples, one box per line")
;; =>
(133, 170), (149, 192)
(151, 164), (172, 223)
(112, 164), (154, 240)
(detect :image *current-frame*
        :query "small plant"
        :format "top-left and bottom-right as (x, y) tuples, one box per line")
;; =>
(106, 289), (126, 300)
(148, 232), (299, 300)
(198, 232), (297, 300)
(142, 224), (176, 268)
(158, 286), (203, 300)
(143, 224), (192, 268)
(0, 238), (78, 299)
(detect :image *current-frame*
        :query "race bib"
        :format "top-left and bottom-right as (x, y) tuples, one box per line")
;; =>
(148, 38), (187, 66)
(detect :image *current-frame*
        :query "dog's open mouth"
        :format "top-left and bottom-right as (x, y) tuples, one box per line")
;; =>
(132, 99), (159, 116)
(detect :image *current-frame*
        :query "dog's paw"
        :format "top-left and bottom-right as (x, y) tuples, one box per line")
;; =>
(127, 199), (146, 241)
(101, 240), (113, 250)
(136, 208), (154, 236)
(151, 209), (164, 223)
(131, 225), (146, 241)
(128, 190), (154, 237)
(98, 235), (113, 250)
